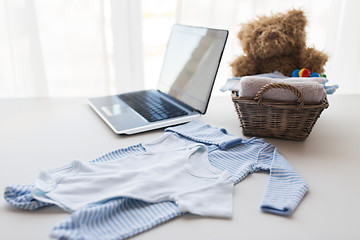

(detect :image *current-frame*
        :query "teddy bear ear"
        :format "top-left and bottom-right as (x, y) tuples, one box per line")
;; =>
(238, 22), (254, 40)
(237, 30), (244, 40)
(283, 9), (307, 29)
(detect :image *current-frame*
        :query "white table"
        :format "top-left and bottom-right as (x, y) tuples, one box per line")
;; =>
(1, 94), (359, 240)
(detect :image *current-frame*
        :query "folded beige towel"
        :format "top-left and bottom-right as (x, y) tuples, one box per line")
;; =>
(240, 76), (326, 103)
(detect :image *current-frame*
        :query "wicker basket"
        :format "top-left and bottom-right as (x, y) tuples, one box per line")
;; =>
(232, 82), (329, 141)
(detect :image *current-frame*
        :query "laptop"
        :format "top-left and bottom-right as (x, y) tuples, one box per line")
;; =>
(88, 24), (228, 134)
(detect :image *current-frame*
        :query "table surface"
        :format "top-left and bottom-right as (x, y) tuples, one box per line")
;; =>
(1, 94), (359, 240)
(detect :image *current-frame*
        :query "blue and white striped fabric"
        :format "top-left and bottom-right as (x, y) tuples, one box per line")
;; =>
(52, 198), (182, 240)
(4, 120), (308, 240)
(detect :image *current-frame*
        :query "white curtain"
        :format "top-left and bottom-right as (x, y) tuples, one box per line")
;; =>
(0, 0), (143, 98)
(1, 0), (359, 97)
(177, 0), (360, 94)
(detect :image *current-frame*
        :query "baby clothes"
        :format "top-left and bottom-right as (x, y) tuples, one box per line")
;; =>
(32, 133), (234, 217)
(4, 120), (308, 240)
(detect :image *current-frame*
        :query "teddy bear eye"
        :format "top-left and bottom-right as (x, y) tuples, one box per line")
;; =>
(256, 30), (263, 36)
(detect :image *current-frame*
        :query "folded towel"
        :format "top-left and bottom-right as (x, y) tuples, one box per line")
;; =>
(220, 72), (327, 92)
(240, 76), (327, 103)
(220, 72), (287, 92)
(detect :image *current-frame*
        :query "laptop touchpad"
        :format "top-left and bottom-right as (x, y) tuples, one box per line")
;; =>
(101, 104), (128, 116)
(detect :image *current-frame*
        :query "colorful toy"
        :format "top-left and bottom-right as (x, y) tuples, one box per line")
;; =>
(230, 9), (328, 77)
(310, 72), (320, 77)
(292, 68), (321, 78)
(292, 69), (300, 77)
(299, 68), (311, 77)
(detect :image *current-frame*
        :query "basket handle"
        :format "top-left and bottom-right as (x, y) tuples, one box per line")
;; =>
(254, 83), (305, 108)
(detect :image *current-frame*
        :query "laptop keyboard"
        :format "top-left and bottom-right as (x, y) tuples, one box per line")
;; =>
(119, 91), (188, 122)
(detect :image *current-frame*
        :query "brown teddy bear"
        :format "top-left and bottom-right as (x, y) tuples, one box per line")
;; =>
(230, 9), (328, 77)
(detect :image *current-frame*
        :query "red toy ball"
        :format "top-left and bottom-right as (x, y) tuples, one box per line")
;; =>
(299, 68), (311, 77)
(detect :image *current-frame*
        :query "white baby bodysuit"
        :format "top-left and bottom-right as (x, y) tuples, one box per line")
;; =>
(32, 133), (234, 218)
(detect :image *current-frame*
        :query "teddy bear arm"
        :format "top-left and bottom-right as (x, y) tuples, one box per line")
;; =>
(230, 56), (258, 77)
(300, 48), (328, 74)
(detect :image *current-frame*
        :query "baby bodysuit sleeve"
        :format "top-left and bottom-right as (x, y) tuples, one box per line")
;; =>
(257, 144), (309, 216)
(174, 173), (234, 218)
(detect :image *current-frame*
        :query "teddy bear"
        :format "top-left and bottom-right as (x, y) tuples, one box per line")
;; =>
(230, 9), (328, 77)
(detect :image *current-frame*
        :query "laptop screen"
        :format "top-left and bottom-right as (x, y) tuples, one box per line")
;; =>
(157, 24), (228, 114)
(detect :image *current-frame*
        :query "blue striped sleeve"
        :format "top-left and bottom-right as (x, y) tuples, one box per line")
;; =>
(4, 184), (52, 210)
(257, 144), (309, 216)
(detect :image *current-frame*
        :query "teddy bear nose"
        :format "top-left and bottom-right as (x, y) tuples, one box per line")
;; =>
(267, 32), (278, 40)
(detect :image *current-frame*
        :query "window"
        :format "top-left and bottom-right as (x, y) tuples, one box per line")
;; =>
(1, 0), (359, 97)
(142, 0), (178, 89)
